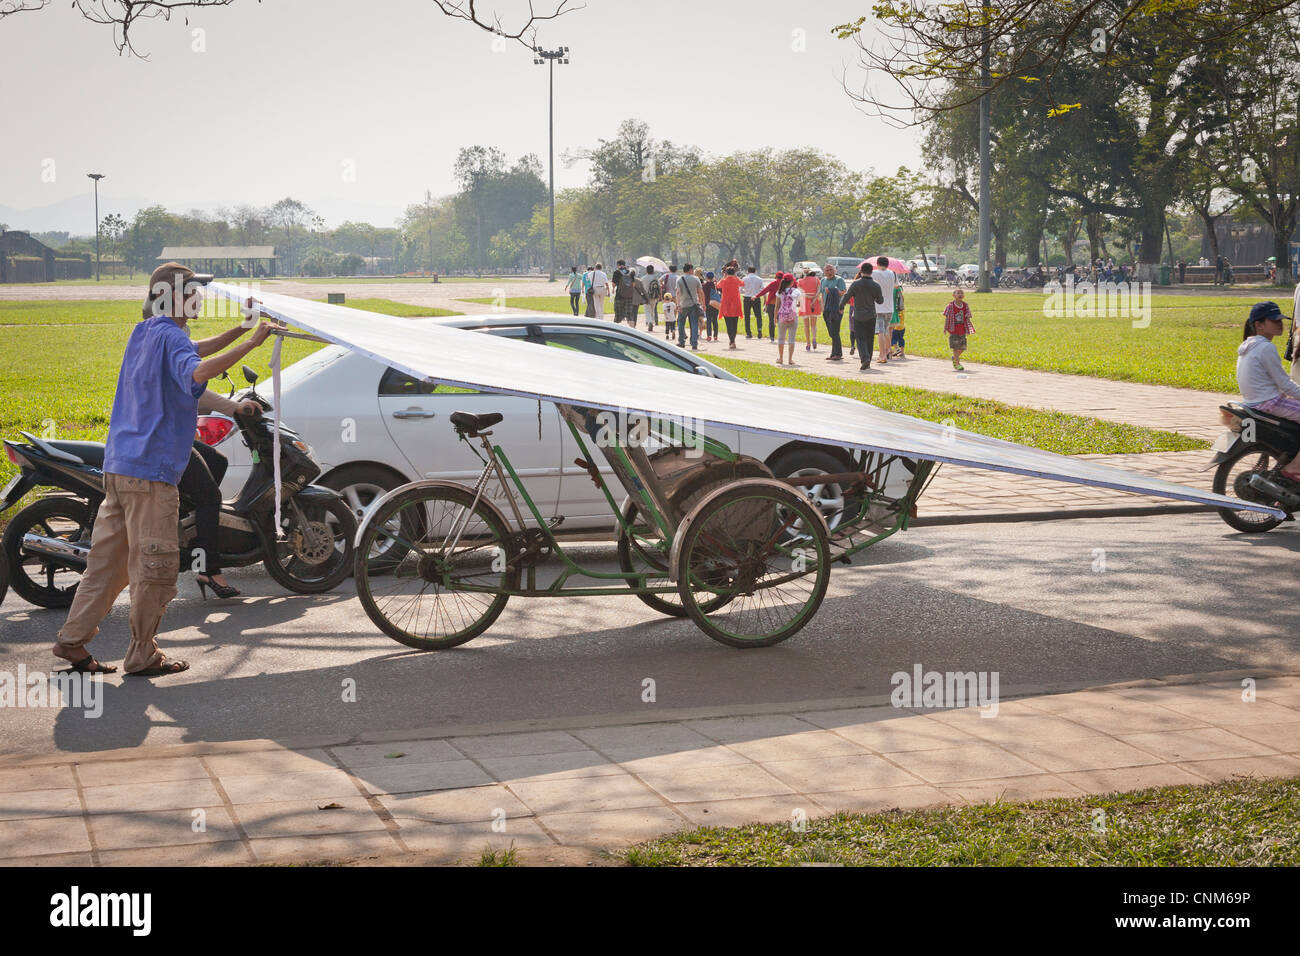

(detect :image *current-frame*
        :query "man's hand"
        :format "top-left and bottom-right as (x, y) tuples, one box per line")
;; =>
(236, 399), (262, 417)
(249, 321), (275, 346)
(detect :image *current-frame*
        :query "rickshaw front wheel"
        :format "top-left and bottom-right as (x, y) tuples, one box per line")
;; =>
(675, 481), (831, 648)
(355, 484), (513, 650)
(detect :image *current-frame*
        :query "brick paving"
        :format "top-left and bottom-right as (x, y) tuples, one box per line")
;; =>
(2, 674), (1295, 866)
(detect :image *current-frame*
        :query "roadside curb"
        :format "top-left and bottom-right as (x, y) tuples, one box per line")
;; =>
(3, 666), (1294, 771)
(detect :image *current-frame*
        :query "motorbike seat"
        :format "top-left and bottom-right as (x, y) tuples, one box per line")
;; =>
(450, 411), (504, 436)
(1226, 403), (1300, 438)
(41, 439), (106, 468)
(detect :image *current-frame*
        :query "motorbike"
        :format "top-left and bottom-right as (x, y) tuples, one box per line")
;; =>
(1210, 402), (1300, 533)
(0, 366), (356, 608)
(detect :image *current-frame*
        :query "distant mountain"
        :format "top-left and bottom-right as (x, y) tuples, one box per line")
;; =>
(0, 193), (405, 235)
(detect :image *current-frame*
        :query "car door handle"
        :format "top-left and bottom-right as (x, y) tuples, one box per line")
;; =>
(392, 409), (437, 419)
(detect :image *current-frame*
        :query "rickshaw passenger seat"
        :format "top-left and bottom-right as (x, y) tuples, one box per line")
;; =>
(450, 411), (504, 436)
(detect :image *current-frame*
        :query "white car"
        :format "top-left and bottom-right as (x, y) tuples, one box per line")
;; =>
(792, 260), (823, 277)
(957, 263), (979, 279)
(212, 315), (908, 532)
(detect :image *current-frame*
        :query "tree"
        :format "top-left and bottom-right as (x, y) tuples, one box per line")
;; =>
(430, 0), (580, 50)
(100, 212), (128, 276)
(267, 197), (312, 275)
(0, 1), (249, 56)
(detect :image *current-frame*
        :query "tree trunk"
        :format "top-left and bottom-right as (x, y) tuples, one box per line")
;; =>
(1025, 221), (1044, 267)
(1134, 211), (1164, 283)
(789, 234), (807, 264)
(993, 224), (1006, 270)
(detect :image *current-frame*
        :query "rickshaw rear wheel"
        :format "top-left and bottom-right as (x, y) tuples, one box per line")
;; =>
(675, 482), (830, 648)
(355, 484), (512, 650)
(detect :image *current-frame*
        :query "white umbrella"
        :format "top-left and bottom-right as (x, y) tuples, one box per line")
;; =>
(636, 255), (669, 274)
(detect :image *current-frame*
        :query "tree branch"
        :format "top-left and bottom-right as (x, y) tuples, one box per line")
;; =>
(430, 0), (582, 49)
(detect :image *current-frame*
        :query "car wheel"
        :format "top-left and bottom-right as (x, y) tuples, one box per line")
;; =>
(768, 448), (855, 532)
(319, 464), (411, 567)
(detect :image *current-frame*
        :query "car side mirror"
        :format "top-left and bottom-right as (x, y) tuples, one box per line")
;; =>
(242, 365), (259, 385)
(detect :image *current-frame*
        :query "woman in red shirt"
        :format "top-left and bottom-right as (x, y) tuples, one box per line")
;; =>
(717, 266), (745, 348)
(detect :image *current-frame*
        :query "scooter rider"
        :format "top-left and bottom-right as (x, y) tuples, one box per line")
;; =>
(53, 262), (275, 676)
(1237, 301), (1300, 482)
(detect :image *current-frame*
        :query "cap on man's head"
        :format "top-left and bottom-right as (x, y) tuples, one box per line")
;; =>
(1249, 301), (1289, 323)
(144, 261), (213, 317)
(148, 261), (213, 291)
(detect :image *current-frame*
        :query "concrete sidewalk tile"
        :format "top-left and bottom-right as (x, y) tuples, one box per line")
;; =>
(0, 765), (76, 793)
(350, 759), (492, 796)
(395, 817), (554, 856)
(1023, 690), (1149, 714)
(0, 815), (92, 858)
(572, 722), (717, 758)
(1009, 736), (1165, 773)
(0, 851), (94, 867)
(536, 806), (686, 848)
(98, 840), (253, 866)
(887, 742), (1043, 784)
(1118, 728), (1277, 763)
(379, 784), (531, 825)
(808, 784), (950, 816)
(684, 714), (818, 743)
(676, 795), (826, 828)
(618, 745), (753, 774)
(794, 706), (895, 730)
(0, 788), (82, 822)
(510, 772), (662, 813)
(636, 763), (796, 804)
(480, 750), (623, 783)
(76, 756), (208, 788)
(233, 795), (385, 840)
(1216, 721), (1300, 753)
(83, 777), (222, 815)
(943, 773), (1086, 805)
(1039, 703), (1209, 735)
(218, 768), (360, 805)
(814, 713), (975, 753)
(332, 739), (462, 769)
(452, 730), (586, 759)
(1141, 698), (1300, 727)
(88, 806), (236, 851)
(1174, 754), (1300, 784)
(1058, 764), (1211, 795)
(249, 831), (402, 863)
(205, 748), (334, 777)
(928, 711), (1105, 745)
(721, 730), (871, 762)
(764, 754), (923, 794)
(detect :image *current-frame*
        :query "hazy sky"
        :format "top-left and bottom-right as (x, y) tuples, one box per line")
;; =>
(1, 0), (922, 230)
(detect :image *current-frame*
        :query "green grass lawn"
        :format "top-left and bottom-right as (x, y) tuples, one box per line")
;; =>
(627, 776), (1300, 866)
(462, 291), (1288, 393)
(713, 357), (1204, 456)
(334, 298), (459, 318)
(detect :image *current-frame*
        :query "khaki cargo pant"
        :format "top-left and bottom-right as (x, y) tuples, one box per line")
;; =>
(58, 473), (181, 673)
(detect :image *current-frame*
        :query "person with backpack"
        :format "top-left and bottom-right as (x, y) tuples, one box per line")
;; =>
(612, 259), (638, 326)
(702, 271), (720, 342)
(775, 274), (802, 365)
(582, 265), (596, 318)
(675, 263), (705, 351)
(641, 265), (661, 331)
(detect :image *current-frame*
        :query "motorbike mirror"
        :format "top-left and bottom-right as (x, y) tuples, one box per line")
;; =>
(220, 370), (235, 398)
(242, 365), (259, 385)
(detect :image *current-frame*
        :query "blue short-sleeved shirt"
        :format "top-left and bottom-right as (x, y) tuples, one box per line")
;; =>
(103, 315), (207, 485)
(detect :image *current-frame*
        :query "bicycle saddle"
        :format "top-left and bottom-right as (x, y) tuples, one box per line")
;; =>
(450, 411), (504, 436)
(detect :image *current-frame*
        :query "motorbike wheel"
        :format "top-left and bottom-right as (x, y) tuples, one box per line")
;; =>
(1, 497), (90, 608)
(1212, 444), (1287, 533)
(263, 495), (356, 593)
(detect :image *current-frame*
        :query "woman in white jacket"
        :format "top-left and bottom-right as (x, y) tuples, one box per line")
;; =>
(1237, 300), (1300, 480)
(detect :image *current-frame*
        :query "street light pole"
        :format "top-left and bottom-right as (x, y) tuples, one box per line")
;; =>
(975, 4), (991, 294)
(87, 173), (105, 281)
(534, 45), (569, 283)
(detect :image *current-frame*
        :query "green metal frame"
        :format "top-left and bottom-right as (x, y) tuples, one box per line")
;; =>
(400, 406), (936, 600)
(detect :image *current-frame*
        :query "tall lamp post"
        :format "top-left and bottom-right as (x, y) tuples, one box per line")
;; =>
(533, 44), (569, 283)
(87, 173), (105, 281)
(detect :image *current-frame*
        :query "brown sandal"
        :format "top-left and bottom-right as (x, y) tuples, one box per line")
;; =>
(126, 657), (190, 678)
(57, 654), (117, 675)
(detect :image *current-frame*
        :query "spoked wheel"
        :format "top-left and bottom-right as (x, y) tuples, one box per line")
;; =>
(355, 485), (513, 650)
(675, 481), (831, 648)
(617, 498), (731, 617)
(1213, 444), (1288, 533)
(1, 497), (90, 608)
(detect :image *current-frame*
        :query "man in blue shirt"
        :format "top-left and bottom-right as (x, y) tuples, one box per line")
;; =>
(55, 262), (274, 677)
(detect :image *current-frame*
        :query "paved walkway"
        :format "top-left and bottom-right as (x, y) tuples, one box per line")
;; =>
(2, 672), (1295, 866)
